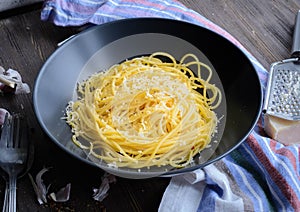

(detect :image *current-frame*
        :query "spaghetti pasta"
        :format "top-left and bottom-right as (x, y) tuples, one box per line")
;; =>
(66, 52), (222, 169)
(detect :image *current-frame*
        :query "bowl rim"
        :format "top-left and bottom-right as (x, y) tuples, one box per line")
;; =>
(33, 17), (263, 178)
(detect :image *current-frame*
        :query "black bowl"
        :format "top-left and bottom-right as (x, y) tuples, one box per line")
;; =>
(33, 18), (262, 178)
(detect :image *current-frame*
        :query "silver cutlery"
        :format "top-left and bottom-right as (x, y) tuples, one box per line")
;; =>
(0, 113), (33, 212)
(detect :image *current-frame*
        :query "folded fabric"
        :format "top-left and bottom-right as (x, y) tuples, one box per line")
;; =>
(41, 1), (300, 211)
(159, 135), (300, 211)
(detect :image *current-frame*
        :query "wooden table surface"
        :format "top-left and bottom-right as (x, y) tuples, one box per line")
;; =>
(0, 1), (299, 211)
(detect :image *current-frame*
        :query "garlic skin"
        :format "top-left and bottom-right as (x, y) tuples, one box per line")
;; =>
(29, 167), (72, 204)
(93, 173), (116, 202)
(28, 167), (50, 205)
(0, 66), (30, 94)
(49, 183), (71, 202)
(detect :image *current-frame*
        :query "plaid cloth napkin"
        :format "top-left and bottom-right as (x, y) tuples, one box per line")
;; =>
(41, 1), (300, 211)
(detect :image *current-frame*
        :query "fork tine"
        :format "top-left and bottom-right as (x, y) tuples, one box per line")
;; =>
(7, 114), (15, 148)
(0, 113), (11, 148)
(12, 114), (21, 148)
(18, 115), (29, 149)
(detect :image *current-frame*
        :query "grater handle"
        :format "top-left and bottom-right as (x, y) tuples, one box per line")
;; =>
(291, 10), (300, 58)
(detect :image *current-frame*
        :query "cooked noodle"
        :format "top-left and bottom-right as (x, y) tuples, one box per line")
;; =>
(66, 52), (221, 168)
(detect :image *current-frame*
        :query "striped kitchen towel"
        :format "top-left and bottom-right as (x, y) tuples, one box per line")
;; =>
(41, 0), (300, 211)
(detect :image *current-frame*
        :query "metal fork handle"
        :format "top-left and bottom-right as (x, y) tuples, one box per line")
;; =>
(7, 175), (17, 212)
(2, 176), (17, 212)
(2, 182), (8, 212)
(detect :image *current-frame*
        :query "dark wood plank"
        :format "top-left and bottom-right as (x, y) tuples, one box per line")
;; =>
(180, 0), (300, 69)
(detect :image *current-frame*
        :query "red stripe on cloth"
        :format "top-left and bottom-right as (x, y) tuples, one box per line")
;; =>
(270, 140), (299, 177)
(124, 0), (172, 10)
(246, 134), (300, 210)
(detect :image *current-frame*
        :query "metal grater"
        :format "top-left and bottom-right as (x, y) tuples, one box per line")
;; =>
(263, 11), (300, 121)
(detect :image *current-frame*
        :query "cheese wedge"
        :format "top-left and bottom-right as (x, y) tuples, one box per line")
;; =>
(264, 114), (300, 145)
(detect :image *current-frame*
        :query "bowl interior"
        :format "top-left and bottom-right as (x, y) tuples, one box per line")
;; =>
(33, 18), (262, 178)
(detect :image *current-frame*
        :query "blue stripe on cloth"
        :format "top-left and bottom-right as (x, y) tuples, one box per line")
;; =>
(197, 183), (217, 212)
(197, 164), (245, 212)
(242, 134), (299, 211)
(238, 143), (286, 211)
(240, 145), (286, 211)
(224, 154), (272, 211)
(253, 134), (300, 198)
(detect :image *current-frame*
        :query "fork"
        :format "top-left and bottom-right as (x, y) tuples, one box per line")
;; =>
(0, 113), (31, 212)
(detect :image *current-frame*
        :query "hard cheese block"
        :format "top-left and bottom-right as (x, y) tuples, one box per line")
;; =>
(264, 114), (300, 145)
